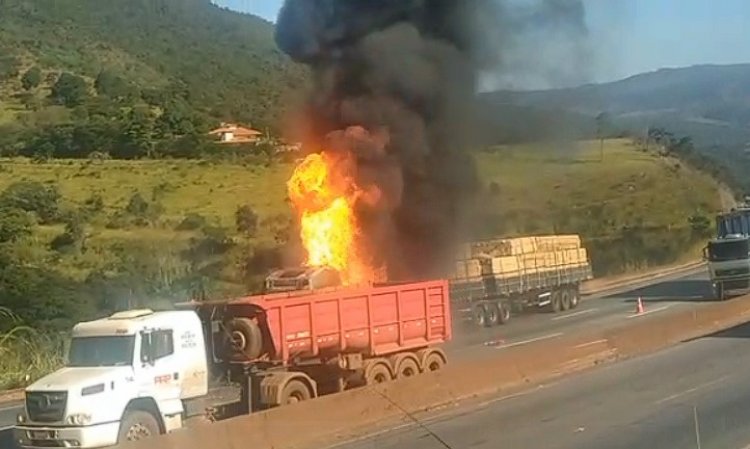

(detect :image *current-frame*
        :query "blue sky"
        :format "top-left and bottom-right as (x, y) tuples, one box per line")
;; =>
(214, 0), (750, 85)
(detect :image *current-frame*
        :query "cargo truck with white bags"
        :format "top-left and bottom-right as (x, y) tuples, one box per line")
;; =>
(451, 235), (593, 327)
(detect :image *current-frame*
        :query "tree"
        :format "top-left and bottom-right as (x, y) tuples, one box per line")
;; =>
(0, 181), (60, 224)
(50, 72), (88, 107)
(21, 67), (42, 90)
(94, 70), (131, 99)
(235, 205), (258, 236)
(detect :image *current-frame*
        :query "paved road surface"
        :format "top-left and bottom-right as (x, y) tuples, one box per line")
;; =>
(338, 320), (750, 449)
(0, 268), (712, 448)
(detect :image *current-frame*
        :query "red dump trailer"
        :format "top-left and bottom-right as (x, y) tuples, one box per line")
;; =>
(14, 273), (453, 448)
(188, 274), (452, 412)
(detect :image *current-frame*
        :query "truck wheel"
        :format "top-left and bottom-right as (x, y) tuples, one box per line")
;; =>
(422, 352), (446, 372)
(560, 289), (572, 311)
(569, 288), (580, 309)
(228, 317), (263, 360)
(394, 357), (420, 379)
(550, 291), (563, 313)
(473, 304), (488, 327)
(365, 362), (393, 385)
(497, 302), (510, 324)
(118, 410), (160, 443)
(483, 302), (500, 326)
(279, 380), (312, 405)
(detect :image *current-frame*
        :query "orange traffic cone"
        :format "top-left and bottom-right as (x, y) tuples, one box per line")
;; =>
(636, 296), (645, 314)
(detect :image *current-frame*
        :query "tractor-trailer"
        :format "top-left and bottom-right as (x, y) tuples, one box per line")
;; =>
(452, 235), (593, 327)
(14, 273), (450, 449)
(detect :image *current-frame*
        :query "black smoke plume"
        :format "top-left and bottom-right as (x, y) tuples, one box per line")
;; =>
(275, 0), (495, 280)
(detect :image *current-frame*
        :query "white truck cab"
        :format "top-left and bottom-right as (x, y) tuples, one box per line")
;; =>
(15, 309), (209, 449)
(704, 235), (750, 300)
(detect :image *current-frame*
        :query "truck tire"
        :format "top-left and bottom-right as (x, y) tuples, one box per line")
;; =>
(364, 361), (393, 385)
(228, 317), (263, 360)
(497, 301), (510, 324)
(560, 289), (572, 311)
(550, 290), (563, 313)
(279, 380), (312, 405)
(569, 287), (580, 309)
(394, 357), (420, 379)
(118, 410), (160, 443)
(483, 302), (500, 326)
(473, 304), (489, 327)
(422, 351), (446, 372)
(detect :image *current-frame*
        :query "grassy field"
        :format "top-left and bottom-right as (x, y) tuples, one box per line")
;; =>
(474, 138), (721, 236)
(0, 138), (724, 274)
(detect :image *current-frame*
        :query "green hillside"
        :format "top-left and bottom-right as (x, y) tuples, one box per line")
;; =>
(0, 0), (307, 141)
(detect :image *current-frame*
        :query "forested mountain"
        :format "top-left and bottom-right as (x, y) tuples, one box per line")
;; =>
(0, 0), (308, 158)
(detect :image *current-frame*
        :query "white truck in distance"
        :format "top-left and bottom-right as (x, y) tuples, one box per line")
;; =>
(704, 208), (750, 300)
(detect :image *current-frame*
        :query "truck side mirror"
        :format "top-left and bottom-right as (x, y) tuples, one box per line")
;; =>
(702, 246), (708, 261)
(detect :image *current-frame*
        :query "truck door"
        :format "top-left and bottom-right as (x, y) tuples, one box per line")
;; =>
(137, 328), (181, 402)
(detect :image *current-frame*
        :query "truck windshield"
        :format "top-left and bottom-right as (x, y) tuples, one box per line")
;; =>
(708, 240), (750, 262)
(67, 336), (135, 367)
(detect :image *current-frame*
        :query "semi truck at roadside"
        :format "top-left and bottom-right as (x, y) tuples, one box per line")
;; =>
(451, 234), (593, 327)
(705, 208), (750, 300)
(14, 267), (450, 449)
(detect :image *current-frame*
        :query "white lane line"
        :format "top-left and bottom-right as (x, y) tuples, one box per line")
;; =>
(552, 308), (598, 321)
(496, 333), (563, 350)
(458, 307), (472, 313)
(0, 404), (21, 413)
(653, 375), (730, 406)
(627, 304), (672, 319)
(574, 339), (608, 349)
(0, 425), (14, 431)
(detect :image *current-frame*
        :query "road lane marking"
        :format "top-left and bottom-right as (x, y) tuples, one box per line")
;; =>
(0, 404), (21, 413)
(627, 304), (672, 318)
(552, 308), (598, 321)
(496, 333), (563, 350)
(574, 339), (608, 349)
(0, 425), (14, 431)
(654, 375), (730, 406)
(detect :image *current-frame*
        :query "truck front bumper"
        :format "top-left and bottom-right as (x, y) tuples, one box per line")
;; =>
(14, 422), (119, 448)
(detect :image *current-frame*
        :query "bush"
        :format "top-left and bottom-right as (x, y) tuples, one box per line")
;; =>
(235, 205), (259, 236)
(0, 181), (61, 224)
(50, 213), (85, 253)
(21, 67), (42, 91)
(176, 213), (207, 231)
(0, 207), (35, 243)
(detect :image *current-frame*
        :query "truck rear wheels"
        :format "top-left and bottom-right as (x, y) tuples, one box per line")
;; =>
(280, 380), (313, 405)
(473, 301), (509, 327)
(118, 410), (160, 443)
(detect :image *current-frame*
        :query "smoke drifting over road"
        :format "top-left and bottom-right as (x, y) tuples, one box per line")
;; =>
(275, 0), (591, 280)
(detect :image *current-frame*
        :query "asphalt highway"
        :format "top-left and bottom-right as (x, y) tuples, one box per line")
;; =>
(0, 268), (714, 448)
(338, 320), (750, 449)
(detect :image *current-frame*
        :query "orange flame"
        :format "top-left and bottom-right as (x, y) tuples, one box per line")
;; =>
(287, 152), (379, 284)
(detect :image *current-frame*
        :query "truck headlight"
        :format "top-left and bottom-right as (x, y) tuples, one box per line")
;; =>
(67, 413), (92, 426)
(17, 413), (26, 424)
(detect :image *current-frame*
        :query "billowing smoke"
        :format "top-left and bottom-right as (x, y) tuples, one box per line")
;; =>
(275, 0), (592, 280)
(276, 0), (495, 280)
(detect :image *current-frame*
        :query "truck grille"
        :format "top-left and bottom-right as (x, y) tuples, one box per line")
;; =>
(716, 267), (750, 277)
(26, 391), (67, 422)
